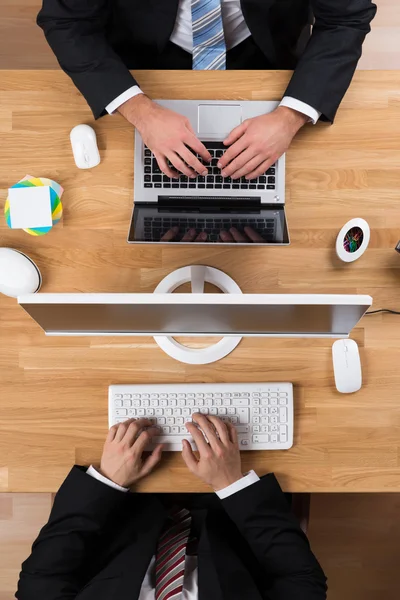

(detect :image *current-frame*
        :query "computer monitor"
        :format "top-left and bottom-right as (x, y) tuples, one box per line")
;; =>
(18, 293), (372, 338)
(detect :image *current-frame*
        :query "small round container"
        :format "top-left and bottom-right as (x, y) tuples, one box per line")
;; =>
(336, 218), (370, 263)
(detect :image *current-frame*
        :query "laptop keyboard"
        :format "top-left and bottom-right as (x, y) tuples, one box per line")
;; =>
(143, 216), (276, 242)
(143, 142), (276, 191)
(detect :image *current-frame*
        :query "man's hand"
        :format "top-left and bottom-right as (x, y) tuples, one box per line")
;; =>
(182, 413), (243, 492)
(99, 418), (163, 488)
(219, 106), (308, 180)
(118, 94), (211, 178)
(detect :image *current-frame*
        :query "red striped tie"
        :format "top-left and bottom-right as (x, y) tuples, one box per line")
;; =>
(155, 508), (192, 600)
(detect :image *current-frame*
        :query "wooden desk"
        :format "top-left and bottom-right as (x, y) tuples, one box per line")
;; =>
(1, 70), (400, 493)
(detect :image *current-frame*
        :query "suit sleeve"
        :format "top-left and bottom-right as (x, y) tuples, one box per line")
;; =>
(37, 0), (138, 119)
(220, 474), (327, 599)
(16, 466), (130, 600)
(285, 0), (377, 122)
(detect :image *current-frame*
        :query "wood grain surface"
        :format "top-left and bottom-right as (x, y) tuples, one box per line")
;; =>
(0, 70), (400, 493)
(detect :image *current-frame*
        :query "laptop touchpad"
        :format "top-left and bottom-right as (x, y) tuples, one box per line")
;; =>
(198, 104), (242, 136)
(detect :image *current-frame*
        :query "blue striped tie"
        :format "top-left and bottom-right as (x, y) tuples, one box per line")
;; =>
(192, 0), (226, 70)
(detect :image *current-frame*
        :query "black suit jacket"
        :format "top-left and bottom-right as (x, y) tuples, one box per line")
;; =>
(16, 466), (327, 600)
(37, 0), (376, 122)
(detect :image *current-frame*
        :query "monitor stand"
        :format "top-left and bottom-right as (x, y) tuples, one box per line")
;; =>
(153, 265), (243, 365)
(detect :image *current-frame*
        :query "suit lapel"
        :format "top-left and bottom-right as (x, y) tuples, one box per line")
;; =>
(199, 508), (265, 600)
(240, 0), (278, 65)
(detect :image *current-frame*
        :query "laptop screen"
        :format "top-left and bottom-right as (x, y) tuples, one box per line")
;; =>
(129, 203), (289, 244)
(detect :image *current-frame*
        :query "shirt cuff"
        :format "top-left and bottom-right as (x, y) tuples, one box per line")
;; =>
(86, 465), (129, 492)
(215, 470), (260, 499)
(279, 96), (321, 125)
(105, 85), (144, 115)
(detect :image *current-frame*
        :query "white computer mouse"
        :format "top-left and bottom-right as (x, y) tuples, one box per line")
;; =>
(332, 339), (362, 393)
(0, 248), (42, 298)
(70, 124), (101, 169)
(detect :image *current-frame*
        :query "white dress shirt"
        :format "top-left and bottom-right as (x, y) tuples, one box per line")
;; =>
(86, 465), (260, 600)
(105, 0), (321, 124)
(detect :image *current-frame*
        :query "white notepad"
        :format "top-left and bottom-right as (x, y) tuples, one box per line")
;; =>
(8, 186), (53, 229)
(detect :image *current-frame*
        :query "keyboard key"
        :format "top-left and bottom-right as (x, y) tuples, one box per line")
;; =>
(114, 399), (123, 407)
(162, 426), (170, 434)
(115, 409), (127, 417)
(123, 399), (132, 407)
(167, 417), (175, 426)
(236, 426), (250, 434)
(271, 433), (278, 443)
(253, 434), (269, 444)
(237, 407), (249, 423)
(232, 398), (249, 406)
(279, 407), (288, 422)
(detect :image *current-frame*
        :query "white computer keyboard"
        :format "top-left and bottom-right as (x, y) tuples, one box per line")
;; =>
(109, 383), (293, 451)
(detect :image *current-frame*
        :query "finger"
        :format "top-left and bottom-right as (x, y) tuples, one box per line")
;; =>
(181, 438), (199, 473)
(244, 226), (265, 243)
(107, 424), (119, 443)
(161, 226), (179, 242)
(123, 418), (154, 446)
(132, 426), (160, 455)
(229, 227), (248, 243)
(219, 229), (235, 243)
(180, 142), (209, 175)
(195, 232), (207, 242)
(185, 127), (212, 163)
(206, 415), (230, 445)
(227, 422), (239, 447)
(218, 138), (248, 171)
(154, 152), (179, 179)
(223, 121), (247, 147)
(186, 420), (210, 455)
(192, 413), (221, 450)
(245, 157), (276, 180)
(221, 147), (256, 178)
(181, 228), (197, 242)
(178, 144), (208, 176)
(230, 155), (267, 181)
(114, 419), (133, 442)
(167, 152), (196, 178)
(140, 443), (164, 477)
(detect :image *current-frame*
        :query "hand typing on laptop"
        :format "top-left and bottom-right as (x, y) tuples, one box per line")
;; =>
(218, 106), (308, 180)
(161, 226), (265, 243)
(119, 94), (211, 178)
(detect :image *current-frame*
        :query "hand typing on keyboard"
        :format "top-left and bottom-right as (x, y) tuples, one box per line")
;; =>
(183, 413), (244, 492)
(99, 418), (163, 488)
(218, 106), (308, 180)
(161, 226), (264, 243)
(118, 94), (211, 178)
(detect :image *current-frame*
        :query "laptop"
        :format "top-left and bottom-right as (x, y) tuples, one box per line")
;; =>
(129, 100), (289, 246)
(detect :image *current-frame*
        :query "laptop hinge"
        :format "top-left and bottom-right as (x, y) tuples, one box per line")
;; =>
(158, 196), (261, 212)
